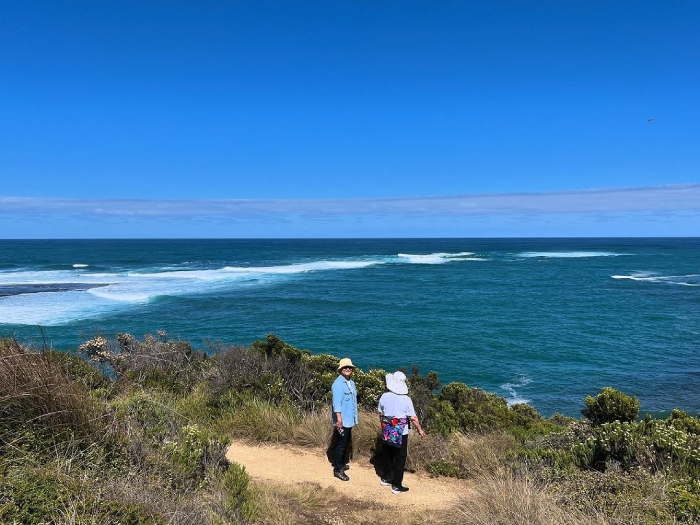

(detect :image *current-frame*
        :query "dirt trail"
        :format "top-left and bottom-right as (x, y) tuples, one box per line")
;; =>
(226, 440), (471, 510)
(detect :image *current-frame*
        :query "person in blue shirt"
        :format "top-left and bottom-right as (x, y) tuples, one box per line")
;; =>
(331, 357), (358, 481)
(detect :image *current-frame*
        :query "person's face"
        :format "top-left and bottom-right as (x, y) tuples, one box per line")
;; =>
(340, 366), (354, 379)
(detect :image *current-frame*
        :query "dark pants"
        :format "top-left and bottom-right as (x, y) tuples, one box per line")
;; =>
(383, 434), (409, 487)
(334, 427), (352, 471)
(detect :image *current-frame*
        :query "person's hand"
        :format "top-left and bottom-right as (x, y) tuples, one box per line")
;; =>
(418, 429), (426, 437)
(336, 420), (343, 430)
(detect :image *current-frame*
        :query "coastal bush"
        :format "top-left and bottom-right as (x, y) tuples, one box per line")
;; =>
(408, 367), (441, 421)
(571, 418), (700, 476)
(0, 466), (164, 525)
(80, 333), (209, 394)
(119, 391), (181, 444)
(353, 367), (387, 409)
(43, 349), (112, 393)
(669, 409), (700, 436)
(218, 462), (260, 523)
(426, 381), (537, 434)
(161, 424), (229, 490)
(544, 466), (674, 524)
(669, 479), (700, 522)
(581, 387), (639, 425)
(251, 333), (310, 362)
(209, 340), (322, 410)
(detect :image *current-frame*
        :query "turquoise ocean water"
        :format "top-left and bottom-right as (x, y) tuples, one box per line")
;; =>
(1, 238), (698, 418)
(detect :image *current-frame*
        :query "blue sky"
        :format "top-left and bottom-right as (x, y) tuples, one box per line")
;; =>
(1, 1), (698, 238)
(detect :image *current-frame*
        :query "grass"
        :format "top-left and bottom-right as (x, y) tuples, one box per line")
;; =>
(2, 334), (699, 524)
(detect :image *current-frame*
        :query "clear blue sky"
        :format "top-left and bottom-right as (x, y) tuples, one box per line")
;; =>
(1, 1), (699, 237)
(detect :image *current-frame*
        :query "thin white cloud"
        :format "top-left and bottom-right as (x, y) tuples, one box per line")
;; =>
(1, 184), (699, 219)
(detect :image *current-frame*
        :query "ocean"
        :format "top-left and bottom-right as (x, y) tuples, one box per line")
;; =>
(1, 238), (698, 418)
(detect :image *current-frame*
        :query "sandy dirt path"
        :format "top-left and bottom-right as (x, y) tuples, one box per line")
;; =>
(226, 440), (471, 511)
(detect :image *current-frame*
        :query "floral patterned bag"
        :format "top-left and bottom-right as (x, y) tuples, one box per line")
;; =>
(380, 416), (408, 448)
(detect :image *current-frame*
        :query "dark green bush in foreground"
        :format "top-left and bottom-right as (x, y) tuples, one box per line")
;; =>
(581, 386), (640, 425)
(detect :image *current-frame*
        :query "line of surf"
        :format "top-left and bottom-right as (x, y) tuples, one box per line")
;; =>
(611, 273), (699, 286)
(518, 251), (625, 258)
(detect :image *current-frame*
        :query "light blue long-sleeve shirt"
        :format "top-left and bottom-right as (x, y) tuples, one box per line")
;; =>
(331, 374), (358, 428)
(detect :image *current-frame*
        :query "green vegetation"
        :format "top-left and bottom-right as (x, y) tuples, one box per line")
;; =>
(1, 334), (699, 524)
(581, 386), (640, 425)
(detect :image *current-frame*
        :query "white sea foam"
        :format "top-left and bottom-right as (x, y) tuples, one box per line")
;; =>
(612, 273), (699, 286)
(397, 252), (477, 264)
(0, 258), (384, 325)
(1, 290), (117, 325)
(518, 251), (622, 258)
(73, 263), (89, 268)
(501, 377), (532, 407)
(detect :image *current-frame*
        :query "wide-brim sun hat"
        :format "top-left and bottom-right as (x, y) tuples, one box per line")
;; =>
(386, 371), (408, 395)
(337, 357), (356, 372)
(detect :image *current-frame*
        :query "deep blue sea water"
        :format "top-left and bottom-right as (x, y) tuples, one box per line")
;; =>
(1, 238), (698, 418)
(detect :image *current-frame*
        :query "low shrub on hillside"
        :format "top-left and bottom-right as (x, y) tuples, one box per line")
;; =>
(581, 387), (640, 425)
(423, 381), (549, 437)
(80, 332), (209, 394)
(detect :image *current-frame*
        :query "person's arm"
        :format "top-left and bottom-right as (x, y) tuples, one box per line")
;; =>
(408, 415), (425, 437)
(335, 412), (343, 430)
(332, 379), (343, 429)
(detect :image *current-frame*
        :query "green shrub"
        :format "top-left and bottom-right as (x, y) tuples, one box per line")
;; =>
(43, 349), (111, 392)
(81, 333), (209, 395)
(571, 418), (700, 475)
(426, 458), (461, 477)
(670, 479), (700, 522)
(514, 448), (577, 471)
(582, 387), (639, 425)
(220, 462), (260, 523)
(353, 367), (387, 409)
(161, 423), (229, 489)
(0, 468), (74, 523)
(545, 466), (674, 523)
(251, 333), (310, 362)
(426, 381), (515, 434)
(124, 393), (171, 442)
(669, 409), (700, 436)
(0, 466), (164, 525)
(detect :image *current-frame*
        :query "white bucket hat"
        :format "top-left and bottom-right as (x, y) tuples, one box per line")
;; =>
(385, 371), (408, 395)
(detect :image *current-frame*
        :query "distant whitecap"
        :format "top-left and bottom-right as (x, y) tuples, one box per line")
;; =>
(612, 272), (699, 286)
(73, 263), (89, 268)
(397, 251), (478, 264)
(519, 251), (623, 258)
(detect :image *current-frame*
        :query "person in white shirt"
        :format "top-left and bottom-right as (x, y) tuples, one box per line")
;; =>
(377, 371), (425, 494)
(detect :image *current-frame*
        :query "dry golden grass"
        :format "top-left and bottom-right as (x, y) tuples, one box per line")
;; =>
(0, 339), (100, 438)
(250, 478), (461, 525)
(454, 468), (598, 525)
(290, 410), (333, 447)
(251, 481), (341, 525)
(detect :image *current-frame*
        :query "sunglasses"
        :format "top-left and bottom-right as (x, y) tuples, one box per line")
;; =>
(341, 366), (354, 371)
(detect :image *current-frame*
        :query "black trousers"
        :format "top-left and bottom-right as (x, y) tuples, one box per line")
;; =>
(382, 434), (409, 487)
(334, 427), (352, 471)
